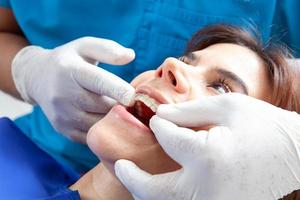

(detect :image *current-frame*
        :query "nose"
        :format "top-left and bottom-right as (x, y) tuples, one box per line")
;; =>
(155, 57), (189, 93)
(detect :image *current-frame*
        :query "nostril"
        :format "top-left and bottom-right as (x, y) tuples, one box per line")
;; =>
(168, 71), (177, 86)
(157, 69), (163, 77)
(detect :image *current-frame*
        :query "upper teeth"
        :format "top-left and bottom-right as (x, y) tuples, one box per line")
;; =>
(135, 93), (160, 112)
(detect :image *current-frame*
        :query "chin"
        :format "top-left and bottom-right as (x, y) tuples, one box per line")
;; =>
(87, 106), (181, 174)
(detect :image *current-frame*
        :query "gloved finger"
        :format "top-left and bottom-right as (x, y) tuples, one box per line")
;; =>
(76, 37), (135, 65)
(156, 94), (233, 127)
(72, 111), (104, 132)
(55, 120), (87, 143)
(132, 195), (142, 200)
(72, 60), (135, 106)
(66, 129), (87, 144)
(150, 115), (208, 166)
(115, 159), (163, 200)
(75, 89), (116, 113)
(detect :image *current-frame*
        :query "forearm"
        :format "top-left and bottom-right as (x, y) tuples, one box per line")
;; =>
(0, 32), (28, 99)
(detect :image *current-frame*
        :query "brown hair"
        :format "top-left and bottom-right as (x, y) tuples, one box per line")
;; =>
(185, 24), (300, 113)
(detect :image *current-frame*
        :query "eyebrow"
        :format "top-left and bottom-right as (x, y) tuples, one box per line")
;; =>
(183, 52), (249, 95)
(185, 52), (198, 63)
(213, 68), (249, 95)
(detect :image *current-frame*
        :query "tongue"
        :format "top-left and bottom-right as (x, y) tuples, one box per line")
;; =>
(137, 101), (155, 127)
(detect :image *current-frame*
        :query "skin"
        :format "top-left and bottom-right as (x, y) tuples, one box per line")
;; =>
(0, 8), (29, 99)
(89, 43), (271, 172)
(71, 43), (272, 199)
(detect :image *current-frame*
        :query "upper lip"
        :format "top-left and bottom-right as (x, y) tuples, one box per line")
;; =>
(135, 86), (170, 105)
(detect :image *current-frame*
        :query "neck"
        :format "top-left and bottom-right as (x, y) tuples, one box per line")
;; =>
(70, 163), (133, 200)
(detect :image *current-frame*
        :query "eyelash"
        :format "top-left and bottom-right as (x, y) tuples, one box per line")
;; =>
(209, 78), (232, 94)
(178, 56), (187, 63)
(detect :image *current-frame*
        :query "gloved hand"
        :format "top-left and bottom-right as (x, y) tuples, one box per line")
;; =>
(12, 37), (135, 143)
(115, 93), (300, 200)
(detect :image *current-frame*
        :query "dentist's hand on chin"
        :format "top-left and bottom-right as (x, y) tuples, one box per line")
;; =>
(115, 93), (300, 200)
(12, 37), (136, 143)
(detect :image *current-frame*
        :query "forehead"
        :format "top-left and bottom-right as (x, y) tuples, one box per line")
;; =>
(191, 43), (262, 72)
(190, 43), (269, 98)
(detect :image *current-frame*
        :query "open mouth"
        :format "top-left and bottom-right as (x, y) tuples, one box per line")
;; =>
(126, 93), (160, 128)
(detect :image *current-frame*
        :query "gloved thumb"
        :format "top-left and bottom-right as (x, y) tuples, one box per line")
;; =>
(156, 94), (236, 127)
(115, 159), (155, 199)
(150, 115), (208, 166)
(75, 37), (135, 65)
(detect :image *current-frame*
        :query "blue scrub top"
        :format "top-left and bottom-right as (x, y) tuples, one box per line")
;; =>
(0, 0), (299, 172)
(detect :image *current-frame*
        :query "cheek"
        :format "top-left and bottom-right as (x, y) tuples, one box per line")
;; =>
(134, 145), (181, 174)
(87, 120), (110, 160)
(87, 116), (133, 163)
(131, 71), (155, 87)
(189, 82), (213, 100)
(250, 70), (272, 102)
(87, 116), (181, 174)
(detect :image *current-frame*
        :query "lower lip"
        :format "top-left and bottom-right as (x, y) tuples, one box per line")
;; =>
(111, 104), (151, 133)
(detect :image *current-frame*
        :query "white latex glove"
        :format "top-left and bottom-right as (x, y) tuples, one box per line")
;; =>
(115, 93), (300, 200)
(12, 37), (135, 143)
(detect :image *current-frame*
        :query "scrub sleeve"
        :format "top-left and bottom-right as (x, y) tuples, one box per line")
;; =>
(0, 0), (9, 7)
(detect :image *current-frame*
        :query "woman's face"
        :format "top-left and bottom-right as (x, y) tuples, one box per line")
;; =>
(87, 43), (271, 174)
